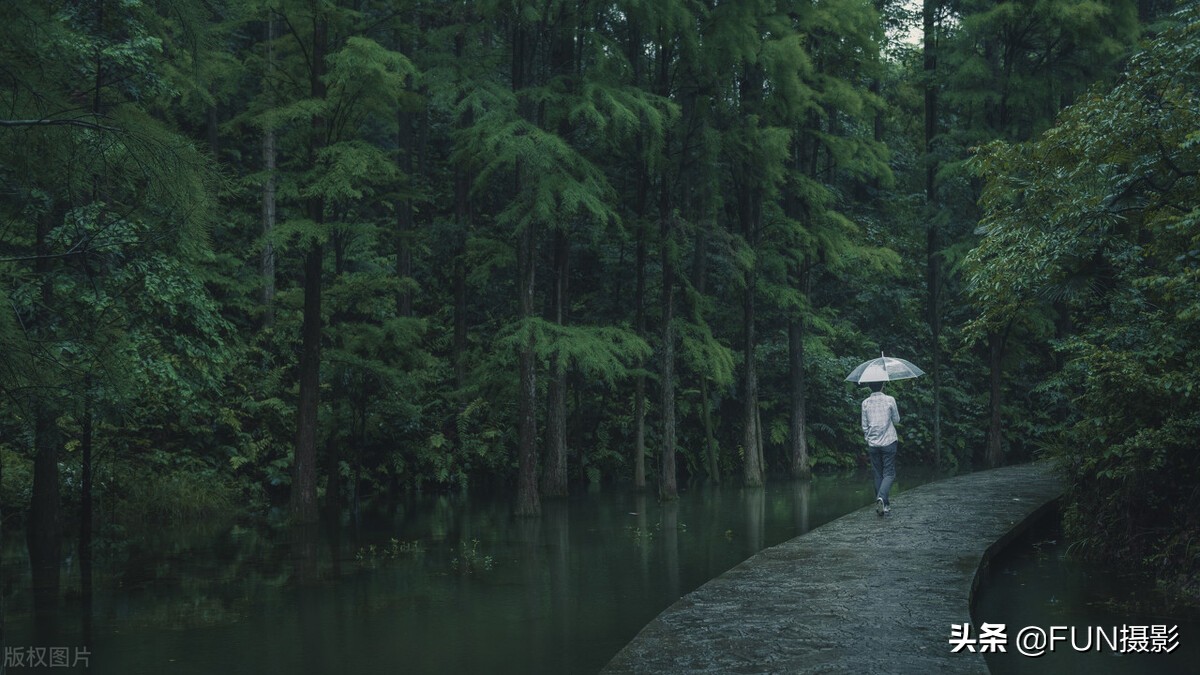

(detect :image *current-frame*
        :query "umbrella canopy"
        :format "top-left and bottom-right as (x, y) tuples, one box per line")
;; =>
(845, 353), (925, 384)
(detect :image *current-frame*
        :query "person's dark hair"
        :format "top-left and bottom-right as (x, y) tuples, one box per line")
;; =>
(867, 381), (884, 393)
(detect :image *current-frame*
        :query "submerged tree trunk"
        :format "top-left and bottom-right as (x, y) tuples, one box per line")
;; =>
(324, 228), (349, 519)
(626, 17), (649, 492)
(291, 13), (328, 525)
(544, 229), (569, 497)
(785, 133), (813, 480)
(691, 212), (715, 480)
(515, 220), (540, 516)
(738, 64), (765, 489)
(512, 18), (540, 517)
(789, 277), (811, 478)
(633, 221), (647, 490)
(660, 208), (678, 501)
(741, 248), (764, 488)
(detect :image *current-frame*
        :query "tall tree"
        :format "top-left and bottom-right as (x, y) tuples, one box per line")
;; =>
(250, 1), (416, 522)
(944, 0), (1137, 466)
(616, 0), (691, 491)
(459, 1), (651, 512)
(781, 0), (892, 478)
(923, 0), (945, 466)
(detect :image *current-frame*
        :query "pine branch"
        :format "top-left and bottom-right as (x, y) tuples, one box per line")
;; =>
(0, 117), (119, 131)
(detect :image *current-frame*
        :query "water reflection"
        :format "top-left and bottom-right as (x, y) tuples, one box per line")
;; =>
(744, 487), (765, 553)
(792, 479), (811, 533)
(4, 468), (950, 674)
(974, 512), (1200, 674)
(662, 500), (680, 599)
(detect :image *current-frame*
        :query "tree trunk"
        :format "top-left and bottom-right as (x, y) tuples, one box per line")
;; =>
(924, 0), (944, 467)
(739, 64), (765, 489)
(452, 174), (469, 390)
(633, 220), (647, 490)
(515, 221), (540, 516)
(986, 330), (1007, 467)
(29, 406), (61, 639)
(259, 14), (277, 327)
(1, 413), (4, 653)
(260, 124), (277, 325)
(323, 431), (341, 517)
(451, 30), (472, 390)
(660, 209), (678, 501)
(627, 19), (649, 492)
(692, 219), (719, 483)
(396, 104), (415, 318)
(291, 10), (328, 525)
(512, 17), (540, 517)
(396, 44), (427, 319)
(292, 241), (323, 524)
(29, 208), (61, 629)
(543, 229), (569, 496)
(741, 246), (764, 488)
(80, 381), (95, 641)
(700, 378), (718, 481)
(324, 236), (349, 519)
(789, 273), (811, 478)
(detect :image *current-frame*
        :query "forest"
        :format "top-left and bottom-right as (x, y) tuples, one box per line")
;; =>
(1, 0), (1197, 603)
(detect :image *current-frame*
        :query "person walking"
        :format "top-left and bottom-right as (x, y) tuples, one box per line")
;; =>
(861, 381), (900, 516)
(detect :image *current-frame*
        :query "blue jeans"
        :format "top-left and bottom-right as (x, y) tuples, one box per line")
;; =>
(868, 442), (897, 506)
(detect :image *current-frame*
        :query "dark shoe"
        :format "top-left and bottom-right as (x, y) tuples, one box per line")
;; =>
(875, 497), (885, 516)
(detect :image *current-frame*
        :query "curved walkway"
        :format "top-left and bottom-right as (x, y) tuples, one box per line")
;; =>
(603, 461), (1061, 674)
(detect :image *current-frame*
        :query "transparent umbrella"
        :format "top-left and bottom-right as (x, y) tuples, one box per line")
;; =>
(845, 352), (925, 384)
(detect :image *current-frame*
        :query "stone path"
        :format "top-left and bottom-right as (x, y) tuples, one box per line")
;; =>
(603, 461), (1062, 674)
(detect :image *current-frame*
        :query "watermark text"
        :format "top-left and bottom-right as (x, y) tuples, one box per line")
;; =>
(949, 622), (1179, 657)
(4, 646), (91, 669)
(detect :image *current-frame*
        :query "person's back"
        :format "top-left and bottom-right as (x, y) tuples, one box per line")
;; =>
(861, 382), (900, 515)
(861, 389), (899, 447)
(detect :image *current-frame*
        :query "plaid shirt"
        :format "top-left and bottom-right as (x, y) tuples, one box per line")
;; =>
(861, 391), (900, 447)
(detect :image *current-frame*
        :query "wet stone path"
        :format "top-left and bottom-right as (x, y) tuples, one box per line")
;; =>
(603, 462), (1062, 674)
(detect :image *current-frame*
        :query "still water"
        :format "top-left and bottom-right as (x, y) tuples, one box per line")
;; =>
(13, 467), (1195, 674)
(974, 511), (1200, 674)
(5, 468), (941, 675)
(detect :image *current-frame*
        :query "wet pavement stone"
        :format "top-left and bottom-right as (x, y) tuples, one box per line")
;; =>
(603, 461), (1062, 674)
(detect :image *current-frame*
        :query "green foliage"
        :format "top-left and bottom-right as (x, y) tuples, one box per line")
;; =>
(355, 537), (425, 562)
(968, 6), (1200, 599)
(0, 446), (34, 512)
(945, 0), (1138, 142)
(0, 1), (1180, 618)
(108, 453), (242, 525)
(678, 321), (738, 389)
(450, 539), (494, 575)
(498, 318), (651, 383)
